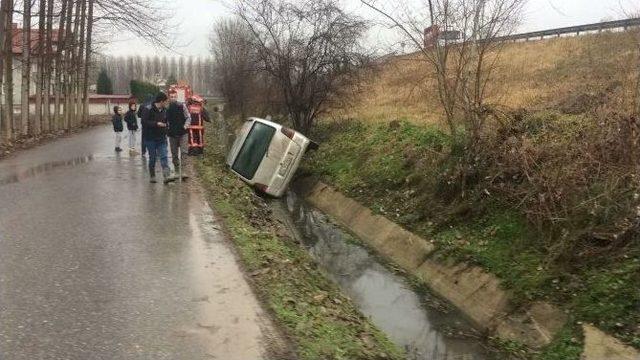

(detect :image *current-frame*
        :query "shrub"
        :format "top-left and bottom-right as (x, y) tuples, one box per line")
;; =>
(130, 80), (160, 102)
(96, 69), (113, 95)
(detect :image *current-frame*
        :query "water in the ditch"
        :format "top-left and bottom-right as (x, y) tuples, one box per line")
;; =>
(270, 190), (490, 360)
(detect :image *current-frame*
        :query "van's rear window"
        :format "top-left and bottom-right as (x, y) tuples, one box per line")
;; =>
(232, 122), (276, 180)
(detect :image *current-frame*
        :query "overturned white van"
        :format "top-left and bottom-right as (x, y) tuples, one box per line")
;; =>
(226, 117), (316, 197)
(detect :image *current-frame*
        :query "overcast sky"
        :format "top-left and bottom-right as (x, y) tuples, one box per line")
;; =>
(106, 0), (639, 57)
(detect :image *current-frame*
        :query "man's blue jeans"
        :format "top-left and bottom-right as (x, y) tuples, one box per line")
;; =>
(144, 138), (170, 178)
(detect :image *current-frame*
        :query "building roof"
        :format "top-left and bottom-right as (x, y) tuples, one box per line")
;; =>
(11, 23), (61, 56)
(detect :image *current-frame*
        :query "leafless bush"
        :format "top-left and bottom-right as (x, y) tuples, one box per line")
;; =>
(210, 18), (261, 118)
(479, 108), (640, 259)
(233, 0), (369, 134)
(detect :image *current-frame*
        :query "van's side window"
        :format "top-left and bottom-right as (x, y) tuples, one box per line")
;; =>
(232, 122), (276, 180)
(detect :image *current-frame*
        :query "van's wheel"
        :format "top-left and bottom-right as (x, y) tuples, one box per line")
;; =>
(253, 186), (271, 198)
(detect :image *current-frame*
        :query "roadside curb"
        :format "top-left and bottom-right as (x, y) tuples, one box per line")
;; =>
(295, 178), (639, 355)
(582, 324), (640, 360)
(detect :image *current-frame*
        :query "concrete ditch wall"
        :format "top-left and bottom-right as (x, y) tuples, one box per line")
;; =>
(295, 178), (640, 356)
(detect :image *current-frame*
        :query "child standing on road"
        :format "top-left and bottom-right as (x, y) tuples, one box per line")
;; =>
(112, 106), (124, 152)
(124, 102), (139, 154)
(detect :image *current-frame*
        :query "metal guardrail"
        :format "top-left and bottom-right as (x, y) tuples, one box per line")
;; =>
(494, 17), (640, 42)
(378, 17), (640, 62)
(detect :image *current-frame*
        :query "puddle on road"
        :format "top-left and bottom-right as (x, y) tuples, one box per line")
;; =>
(271, 190), (490, 360)
(0, 155), (94, 186)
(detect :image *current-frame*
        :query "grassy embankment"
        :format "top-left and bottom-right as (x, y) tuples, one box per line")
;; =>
(195, 130), (403, 360)
(304, 31), (640, 359)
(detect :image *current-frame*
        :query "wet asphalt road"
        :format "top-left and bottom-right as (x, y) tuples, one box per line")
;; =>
(0, 126), (286, 359)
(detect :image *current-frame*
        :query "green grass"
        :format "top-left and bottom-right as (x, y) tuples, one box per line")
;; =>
(535, 326), (584, 360)
(431, 210), (553, 304)
(304, 118), (640, 358)
(195, 131), (404, 360)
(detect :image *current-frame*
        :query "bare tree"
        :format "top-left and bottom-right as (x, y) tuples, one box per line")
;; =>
(82, 0), (94, 123)
(20, 0), (32, 136)
(0, 0), (6, 141)
(61, 0), (80, 129)
(43, 0), (54, 130)
(0, 0), (174, 142)
(234, 0), (368, 134)
(53, 0), (70, 129)
(210, 18), (259, 118)
(177, 55), (184, 81)
(35, 0), (47, 133)
(2, 0), (15, 141)
(361, 0), (525, 143)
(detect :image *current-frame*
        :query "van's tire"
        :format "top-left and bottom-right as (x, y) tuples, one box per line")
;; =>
(307, 141), (319, 151)
(253, 187), (275, 199)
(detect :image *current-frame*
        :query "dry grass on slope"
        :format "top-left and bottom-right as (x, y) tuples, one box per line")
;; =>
(335, 30), (638, 125)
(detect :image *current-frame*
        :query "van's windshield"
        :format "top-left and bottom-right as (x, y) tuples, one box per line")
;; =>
(232, 122), (277, 180)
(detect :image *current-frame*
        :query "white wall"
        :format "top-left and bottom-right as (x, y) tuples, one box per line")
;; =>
(5, 56), (128, 116)
(7, 60), (38, 106)
(87, 101), (130, 116)
(13, 100), (130, 116)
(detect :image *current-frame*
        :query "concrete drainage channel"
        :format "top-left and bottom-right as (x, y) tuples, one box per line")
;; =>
(270, 189), (490, 360)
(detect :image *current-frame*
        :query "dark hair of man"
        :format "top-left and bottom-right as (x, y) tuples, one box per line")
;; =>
(155, 92), (168, 103)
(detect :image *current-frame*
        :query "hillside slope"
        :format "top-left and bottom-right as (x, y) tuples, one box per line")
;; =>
(334, 31), (637, 124)
(309, 30), (640, 359)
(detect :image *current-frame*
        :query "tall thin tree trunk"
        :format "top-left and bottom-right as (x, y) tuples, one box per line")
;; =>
(3, 1), (14, 141)
(74, 0), (86, 126)
(44, 0), (54, 131)
(20, 0), (31, 137)
(82, 0), (94, 124)
(66, 0), (80, 129)
(0, 0), (8, 142)
(35, 0), (46, 134)
(63, 0), (75, 130)
(54, 0), (69, 129)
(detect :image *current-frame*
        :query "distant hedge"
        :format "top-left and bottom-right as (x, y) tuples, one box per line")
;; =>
(130, 80), (160, 102)
(97, 69), (113, 95)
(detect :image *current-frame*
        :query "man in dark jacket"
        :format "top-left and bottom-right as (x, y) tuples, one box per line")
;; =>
(166, 90), (192, 173)
(141, 92), (171, 183)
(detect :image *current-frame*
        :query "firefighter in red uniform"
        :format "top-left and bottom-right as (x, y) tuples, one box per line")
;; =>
(186, 95), (211, 155)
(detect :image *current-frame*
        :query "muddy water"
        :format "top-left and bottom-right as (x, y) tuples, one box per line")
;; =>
(271, 190), (489, 360)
